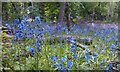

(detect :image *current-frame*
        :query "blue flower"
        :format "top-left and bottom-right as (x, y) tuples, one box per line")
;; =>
(73, 54), (78, 58)
(85, 53), (92, 61)
(93, 52), (98, 58)
(116, 40), (119, 45)
(4, 23), (9, 27)
(93, 53), (98, 61)
(23, 15), (28, 21)
(68, 60), (73, 70)
(37, 30), (42, 36)
(24, 26), (29, 31)
(18, 33), (24, 38)
(42, 28), (45, 33)
(94, 33), (97, 36)
(56, 25), (61, 30)
(35, 40), (41, 47)
(26, 30), (34, 38)
(100, 62), (104, 67)
(21, 20), (26, 24)
(14, 33), (19, 39)
(60, 57), (66, 62)
(51, 55), (58, 62)
(26, 33), (31, 38)
(17, 29), (23, 33)
(108, 63), (113, 70)
(14, 29), (24, 39)
(57, 63), (62, 67)
(71, 45), (76, 52)
(71, 45), (75, 49)
(4, 24), (11, 29)
(59, 37), (63, 41)
(110, 44), (116, 51)
(28, 46), (35, 53)
(112, 36), (115, 40)
(18, 23), (24, 29)
(70, 40), (76, 44)
(35, 16), (41, 21)
(59, 66), (66, 70)
(52, 64), (57, 67)
(15, 18), (20, 24)
(107, 37), (111, 42)
(28, 46), (35, 56)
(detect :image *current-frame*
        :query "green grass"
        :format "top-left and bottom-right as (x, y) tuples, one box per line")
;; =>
(2, 28), (119, 70)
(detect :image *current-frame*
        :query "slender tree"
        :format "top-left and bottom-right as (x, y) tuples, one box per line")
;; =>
(57, 2), (66, 25)
(118, 2), (120, 22)
(66, 2), (72, 31)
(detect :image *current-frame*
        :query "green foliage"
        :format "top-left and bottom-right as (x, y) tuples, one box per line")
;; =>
(2, 2), (119, 23)
(43, 2), (60, 22)
(2, 27), (118, 70)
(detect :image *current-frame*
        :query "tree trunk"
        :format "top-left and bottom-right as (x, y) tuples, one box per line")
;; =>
(66, 2), (72, 31)
(67, 12), (71, 31)
(57, 2), (66, 24)
(118, 2), (120, 22)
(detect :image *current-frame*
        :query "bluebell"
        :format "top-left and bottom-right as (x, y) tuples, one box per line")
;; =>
(51, 55), (58, 62)
(57, 63), (62, 67)
(59, 66), (66, 70)
(28, 46), (35, 53)
(52, 64), (57, 67)
(15, 18), (20, 23)
(108, 63), (113, 70)
(23, 15), (28, 21)
(71, 45), (75, 49)
(73, 54), (78, 58)
(60, 57), (66, 62)
(85, 53), (92, 61)
(18, 23), (24, 29)
(69, 39), (76, 45)
(68, 60), (73, 70)
(35, 16), (41, 21)
(110, 44), (115, 51)
(116, 40), (119, 45)
(4, 23), (9, 27)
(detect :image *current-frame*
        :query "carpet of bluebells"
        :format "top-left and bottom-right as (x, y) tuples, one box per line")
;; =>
(2, 15), (119, 70)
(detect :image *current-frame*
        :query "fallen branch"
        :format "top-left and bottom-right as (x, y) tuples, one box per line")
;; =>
(40, 35), (92, 45)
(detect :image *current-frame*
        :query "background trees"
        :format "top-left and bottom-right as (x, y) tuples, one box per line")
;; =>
(2, 2), (119, 24)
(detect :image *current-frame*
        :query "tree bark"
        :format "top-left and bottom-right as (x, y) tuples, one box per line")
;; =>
(66, 2), (72, 31)
(118, 2), (120, 22)
(67, 12), (71, 31)
(57, 2), (66, 24)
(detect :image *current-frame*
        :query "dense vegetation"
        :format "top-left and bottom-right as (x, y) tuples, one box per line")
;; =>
(2, 2), (120, 23)
(1, 2), (120, 71)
